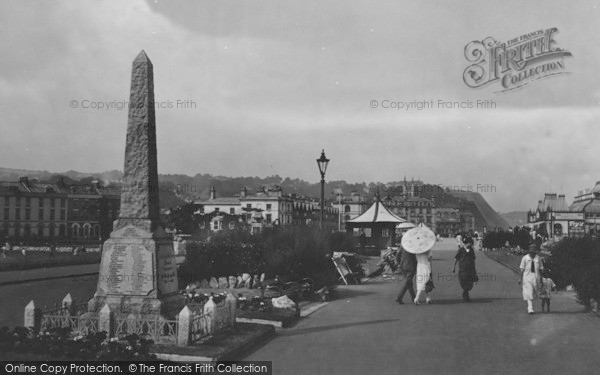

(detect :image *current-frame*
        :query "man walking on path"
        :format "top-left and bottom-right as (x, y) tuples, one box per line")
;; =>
(396, 247), (417, 304)
(519, 243), (543, 314)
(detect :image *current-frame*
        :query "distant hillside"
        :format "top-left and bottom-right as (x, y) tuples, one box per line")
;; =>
(500, 211), (528, 227)
(0, 167), (53, 181)
(448, 191), (509, 231)
(0, 167), (122, 184)
(0, 167), (507, 227)
(0, 167), (371, 201)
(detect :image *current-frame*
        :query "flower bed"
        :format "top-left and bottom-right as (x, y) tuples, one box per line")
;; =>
(236, 296), (299, 328)
(0, 326), (156, 360)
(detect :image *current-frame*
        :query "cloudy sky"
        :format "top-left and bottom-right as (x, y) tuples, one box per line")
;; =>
(1, 0), (599, 213)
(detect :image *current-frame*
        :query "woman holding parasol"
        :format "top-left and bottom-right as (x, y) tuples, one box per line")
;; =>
(401, 223), (436, 305)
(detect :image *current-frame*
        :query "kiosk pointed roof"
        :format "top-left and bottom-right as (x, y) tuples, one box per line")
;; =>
(347, 198), (407, 223)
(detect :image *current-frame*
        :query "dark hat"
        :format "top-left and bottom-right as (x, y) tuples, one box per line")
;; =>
(528, 243), (539, 252)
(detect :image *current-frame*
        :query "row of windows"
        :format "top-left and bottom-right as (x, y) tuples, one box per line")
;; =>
(2, 197), (118, 210)
(208, 215), (281, 231)
(208, 204), (334, 216)
(3, 197), (67, 208)
(393, 209), (432, 215)
(386, 201), (432, 208)
(212, 207), (238, 215)
(204, 212), (300, 230)
(244, 203), (274, 210)
(2, 207), (67, 221)
(1, 205), (117, 222)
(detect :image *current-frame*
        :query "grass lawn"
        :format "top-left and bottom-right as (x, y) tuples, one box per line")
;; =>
(0, 251), (101, 272)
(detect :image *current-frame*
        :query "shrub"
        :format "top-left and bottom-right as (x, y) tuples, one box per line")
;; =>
(178, 226), (339, 286)
(514, 228), (532, 249)
(328, 231), (357, 252)
(483, 229), (532, 251)
(483, 231), (512, 249)
(550, 237), (600, 305)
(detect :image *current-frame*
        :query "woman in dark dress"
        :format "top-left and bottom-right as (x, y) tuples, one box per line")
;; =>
(453, 236), (478, 302)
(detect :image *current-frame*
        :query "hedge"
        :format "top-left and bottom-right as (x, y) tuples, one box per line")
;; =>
(178, 227), (352, 287)
(483, 228), (533, 250)
(550, 237), (600, 305)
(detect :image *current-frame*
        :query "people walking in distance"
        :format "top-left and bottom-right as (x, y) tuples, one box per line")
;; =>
(539, 270), (556, 313)
(414, 250), (432, 305)
(395, 247), (417, 304)
(473, 232), (483, 251)
(519, 243), (544, 314)
(453, 236), (478, 302)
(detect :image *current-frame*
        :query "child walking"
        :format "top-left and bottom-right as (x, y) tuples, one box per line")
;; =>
(539, 272), (556, 312)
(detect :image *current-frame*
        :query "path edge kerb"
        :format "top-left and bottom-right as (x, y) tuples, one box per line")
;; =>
(483, 251), (520, 274)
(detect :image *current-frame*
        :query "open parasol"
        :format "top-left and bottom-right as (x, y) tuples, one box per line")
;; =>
(401, 223), (436, 254)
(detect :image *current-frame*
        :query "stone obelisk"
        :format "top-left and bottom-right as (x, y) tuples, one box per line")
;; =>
(89, 51), (181, 317)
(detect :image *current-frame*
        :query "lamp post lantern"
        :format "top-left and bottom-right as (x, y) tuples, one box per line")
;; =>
(316, 149), (330, 229)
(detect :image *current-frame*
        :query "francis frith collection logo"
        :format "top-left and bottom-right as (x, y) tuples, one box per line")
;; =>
(463, 28), (572, 92)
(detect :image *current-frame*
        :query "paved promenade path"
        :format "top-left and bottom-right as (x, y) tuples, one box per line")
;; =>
(245, 239), (600, 375)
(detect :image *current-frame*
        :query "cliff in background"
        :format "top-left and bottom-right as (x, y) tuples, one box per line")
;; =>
(448, 191), (509, 231)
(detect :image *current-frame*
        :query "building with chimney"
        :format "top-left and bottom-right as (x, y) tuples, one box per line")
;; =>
(195, 186), (338, 233)
(382, 195), (475, 235)
(0, 177), (120, 244)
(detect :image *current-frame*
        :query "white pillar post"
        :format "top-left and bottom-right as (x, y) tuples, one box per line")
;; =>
(177, 306), (191, 346)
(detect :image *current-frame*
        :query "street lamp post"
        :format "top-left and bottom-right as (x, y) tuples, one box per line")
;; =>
(337, 192), (342, 232)
(316, 149), (330, 229)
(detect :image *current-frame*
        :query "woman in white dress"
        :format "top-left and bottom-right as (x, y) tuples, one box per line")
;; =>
(414, 250), (432, 304)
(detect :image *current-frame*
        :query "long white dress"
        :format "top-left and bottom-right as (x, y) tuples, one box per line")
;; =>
(520, 254), (542, 300)
(415, 252), (431, 292)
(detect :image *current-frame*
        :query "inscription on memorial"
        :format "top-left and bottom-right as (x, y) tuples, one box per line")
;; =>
(100, 243), (155, 296)
(157, 243), (178, 295)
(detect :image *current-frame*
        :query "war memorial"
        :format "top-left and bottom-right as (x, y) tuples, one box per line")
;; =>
(22, 52), (247, 357)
